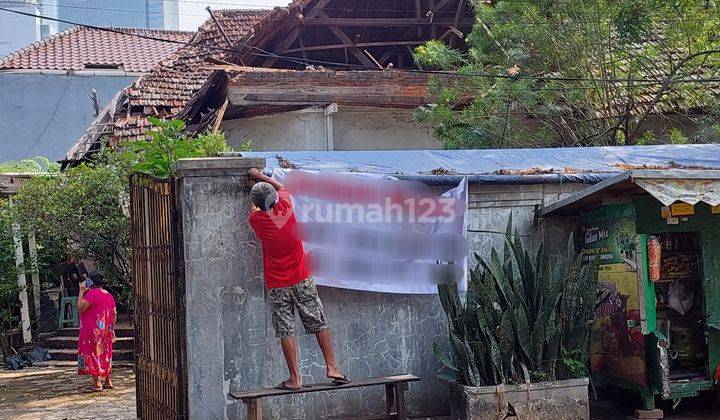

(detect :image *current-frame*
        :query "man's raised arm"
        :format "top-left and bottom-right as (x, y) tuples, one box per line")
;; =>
(248, 168), (284, 191)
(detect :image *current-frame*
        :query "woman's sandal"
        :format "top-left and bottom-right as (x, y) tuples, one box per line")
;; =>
(329, 375), (351, 385)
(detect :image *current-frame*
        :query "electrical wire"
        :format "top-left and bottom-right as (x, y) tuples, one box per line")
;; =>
(3, 5), (720, 87)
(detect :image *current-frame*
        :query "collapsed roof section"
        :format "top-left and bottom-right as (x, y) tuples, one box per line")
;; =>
(63, 0), (474, 164)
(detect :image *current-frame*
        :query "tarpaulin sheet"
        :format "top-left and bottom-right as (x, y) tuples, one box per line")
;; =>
(636, 178), (720, 206)
(242, 144), (720, 183)
(273, 168), (468, 294)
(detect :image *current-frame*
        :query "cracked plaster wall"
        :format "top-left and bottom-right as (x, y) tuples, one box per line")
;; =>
(179, 164), (591, 419)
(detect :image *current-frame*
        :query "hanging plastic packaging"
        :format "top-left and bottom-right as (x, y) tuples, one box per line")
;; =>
(648, 236), (662, 282)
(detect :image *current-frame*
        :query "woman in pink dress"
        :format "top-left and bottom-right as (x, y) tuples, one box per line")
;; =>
(77, 271), (117, 392)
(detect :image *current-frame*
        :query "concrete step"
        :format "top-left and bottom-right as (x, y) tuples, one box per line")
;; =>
(56, 326), (134, 338)
(45, 336), (134, 350)
(48, 348), (134, 362)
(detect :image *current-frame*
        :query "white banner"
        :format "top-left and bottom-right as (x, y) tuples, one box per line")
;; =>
(273, 169), (468, 294)
(635, 178), (720, 206)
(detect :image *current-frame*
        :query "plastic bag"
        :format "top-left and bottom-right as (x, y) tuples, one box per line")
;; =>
(668, 280), (693, 315)
(4, 355), (28, 370)
(24, 346), (51, 363)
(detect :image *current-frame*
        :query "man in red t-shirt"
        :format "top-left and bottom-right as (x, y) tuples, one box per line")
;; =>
(247, 168), (349, 390)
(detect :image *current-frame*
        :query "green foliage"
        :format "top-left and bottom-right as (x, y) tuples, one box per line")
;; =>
(0, 157), (60, 173)
(415, 0), (720, 148)
(667, 128), (688, 144)
(415, 40), (467, 70)
(11, 152), (133, 304)
(435, 219), (599, 386)
(0, 200), (20, 356)
(239, 139), (253, 152)
(126, 117), (231, 178)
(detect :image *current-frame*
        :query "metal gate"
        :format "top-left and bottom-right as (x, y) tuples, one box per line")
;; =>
(130, 174), (188, 419)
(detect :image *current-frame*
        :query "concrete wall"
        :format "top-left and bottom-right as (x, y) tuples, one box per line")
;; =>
(175, 157), (592, 419)
(0, 73), (135, 162)
(0, 3), (39, 58)
(222, 106), (441, 152)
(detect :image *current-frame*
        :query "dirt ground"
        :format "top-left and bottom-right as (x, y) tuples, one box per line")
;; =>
(1, 366), (718, 419)
(0, 365), (136, 420)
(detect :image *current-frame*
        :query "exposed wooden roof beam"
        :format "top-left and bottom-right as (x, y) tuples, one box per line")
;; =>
(301, 17), (471, 27)
(263, 0), (331, 66)
(317, 11), (376, 68)
(431, 0), (457, 13)
(284, 40), (425, 54)
(364, 50), (384, 69)
(415, 0), (423, 38)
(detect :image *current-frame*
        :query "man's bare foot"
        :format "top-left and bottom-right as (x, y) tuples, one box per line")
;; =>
(327, 367), (350, 384)
(104, 378), (114, 389)
(277, 376), (301, 390)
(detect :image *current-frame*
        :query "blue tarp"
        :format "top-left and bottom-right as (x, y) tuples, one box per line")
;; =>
(241, 144), (720, 185)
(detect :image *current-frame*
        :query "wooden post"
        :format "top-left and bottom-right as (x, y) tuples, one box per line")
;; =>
(10, 197), (31, 344)
(385, 383), (397, 417)
(28, 231), (41, 324)
(324, 103), (337, 151)
(395, 382), (408, 420)
(242, 398), (263, 420)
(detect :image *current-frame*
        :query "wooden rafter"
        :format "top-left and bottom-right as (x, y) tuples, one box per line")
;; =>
(263, 0), (332, 65)
(415, 0), (422, 38)
(260, 0), (473, 70)
(301, 17), (469, 27)
(317, 11), (375, 67)
(283, 40), (425, 54)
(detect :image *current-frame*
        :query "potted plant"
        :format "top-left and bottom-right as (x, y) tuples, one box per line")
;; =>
(435, 222), (599, 420)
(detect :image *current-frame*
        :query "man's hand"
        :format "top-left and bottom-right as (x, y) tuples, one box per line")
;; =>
(247, 167), (284, 191)
(248, 168), (262, 180)
(79, 281), (89, 294)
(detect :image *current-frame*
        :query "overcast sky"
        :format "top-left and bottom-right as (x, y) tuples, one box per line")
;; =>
(179, 0), (288, 31)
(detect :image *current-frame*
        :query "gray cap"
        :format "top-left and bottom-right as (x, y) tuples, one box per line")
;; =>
(250, 182), (278, 211)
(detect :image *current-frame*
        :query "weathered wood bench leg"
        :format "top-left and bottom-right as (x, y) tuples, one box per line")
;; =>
(394, 382), (408, 420)
(242, 397), (263, 420)
(385, 383), (409, 420)
(385, 383), (397, 418)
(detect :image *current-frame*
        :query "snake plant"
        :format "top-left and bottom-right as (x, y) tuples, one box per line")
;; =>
(435, 218), (599, 386)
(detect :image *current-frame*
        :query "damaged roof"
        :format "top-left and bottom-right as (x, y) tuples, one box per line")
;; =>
(225, 66), (432, 109)
(65, 0), (473, 160)
(0, 26), (193, 73)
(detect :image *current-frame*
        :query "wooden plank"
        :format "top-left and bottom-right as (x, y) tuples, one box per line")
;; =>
(302, 17), (465, 26)
(385, 383), (397, 416)
(229, 374), (420, 400)
(265, 0), (332, 65)
(364, 49), (384, 69)
(395, 383), (407, 420)
(284, 40), (424, 54)
(431, 0), (455, 13)
(316, 11), (376, 68)
(415, 0), (423, 38)
(244, 398), (263, 420)
(212, 99), (229, 134)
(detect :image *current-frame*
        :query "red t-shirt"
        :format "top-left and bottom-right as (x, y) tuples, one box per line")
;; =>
(248, 190), (310, 289)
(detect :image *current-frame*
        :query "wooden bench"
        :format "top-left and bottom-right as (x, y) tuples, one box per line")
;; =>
(229, 374), (420, 420)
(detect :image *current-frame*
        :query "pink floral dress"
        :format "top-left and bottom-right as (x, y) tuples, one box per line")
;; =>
(77, 288), (116, 377)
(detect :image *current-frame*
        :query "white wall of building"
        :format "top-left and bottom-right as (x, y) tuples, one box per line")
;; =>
(221, 105), (442, 152)
(0, 2), (40, 58)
